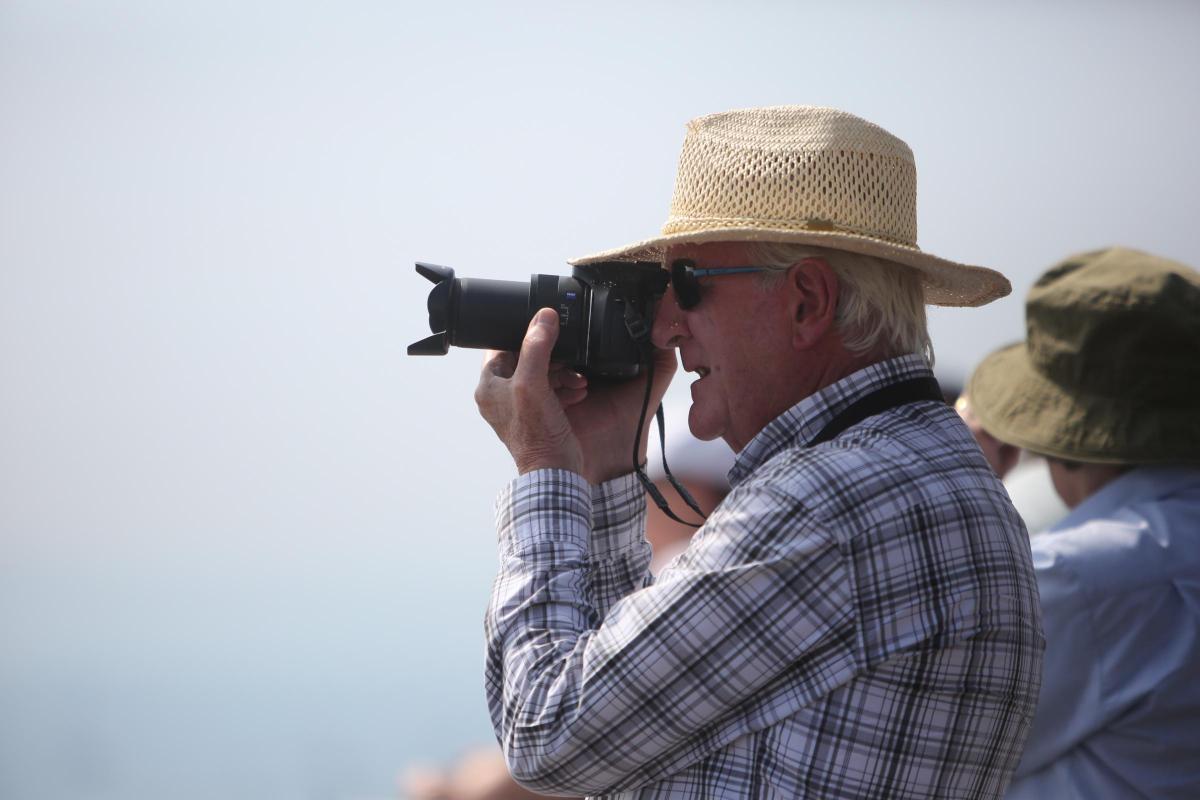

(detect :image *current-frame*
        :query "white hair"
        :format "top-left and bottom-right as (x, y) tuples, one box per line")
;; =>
(748, 242), (934, 366)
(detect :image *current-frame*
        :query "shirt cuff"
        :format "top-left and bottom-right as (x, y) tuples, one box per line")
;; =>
(590, 471), (648, 558)
(495, 468), (592, 558)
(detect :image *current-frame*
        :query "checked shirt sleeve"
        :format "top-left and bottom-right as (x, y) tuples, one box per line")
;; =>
(484, 469), (855, 796)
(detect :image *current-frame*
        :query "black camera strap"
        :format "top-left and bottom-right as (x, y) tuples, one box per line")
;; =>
(636, 375), (944, 529)
(653, 403), (707, 517)
(632, 364), (944, 530)
(624, 304), (707, 528)
(807, 376), (944, 447)
(632, 349), (708, 528)
(622, 302), (944, 530)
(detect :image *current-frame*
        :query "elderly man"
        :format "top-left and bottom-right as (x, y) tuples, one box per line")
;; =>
(475, 106), (1044, 798)
(966, 247), (1200, 799)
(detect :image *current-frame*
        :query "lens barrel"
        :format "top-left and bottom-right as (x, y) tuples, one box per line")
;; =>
(448, 277), (535, 353)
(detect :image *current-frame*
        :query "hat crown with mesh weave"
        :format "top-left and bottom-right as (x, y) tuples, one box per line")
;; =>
(665, 106), (918, 247)
(572, 105), (1010, 307)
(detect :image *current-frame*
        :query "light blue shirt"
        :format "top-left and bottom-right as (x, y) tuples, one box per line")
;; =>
(1007, 466), (1200, 800)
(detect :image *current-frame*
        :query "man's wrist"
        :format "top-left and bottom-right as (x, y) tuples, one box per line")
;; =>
(514, 447), (584, 477)
(585, 463), (638, 485)
(517, 457), (584, 477)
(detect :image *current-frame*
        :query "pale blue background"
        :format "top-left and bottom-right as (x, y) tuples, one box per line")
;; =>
(2, 1), (1198, 798)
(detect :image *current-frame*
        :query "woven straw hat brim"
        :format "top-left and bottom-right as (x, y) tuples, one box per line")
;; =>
(570, 227), (1010, 308)
(968, 342), (1200, 465)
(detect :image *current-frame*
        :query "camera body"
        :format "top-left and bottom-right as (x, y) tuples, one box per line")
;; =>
(408, 261), (668, 378)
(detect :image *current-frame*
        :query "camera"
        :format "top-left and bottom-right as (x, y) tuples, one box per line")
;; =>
(408, 261), (668, 378)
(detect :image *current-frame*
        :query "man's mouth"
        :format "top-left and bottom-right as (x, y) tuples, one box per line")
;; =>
(688, 365), (711, 379)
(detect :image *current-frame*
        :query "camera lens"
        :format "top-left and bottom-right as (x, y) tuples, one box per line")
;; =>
(409, 261), (666, 377)
(408, 263), (589, 366)
(449, 277), (533, 353)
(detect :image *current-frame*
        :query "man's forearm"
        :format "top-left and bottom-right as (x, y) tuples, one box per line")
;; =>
(483, 469), (856, 795)
(486, 468), (652, 794)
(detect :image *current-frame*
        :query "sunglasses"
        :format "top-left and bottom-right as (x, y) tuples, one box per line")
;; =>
(669, 259), (771, 310)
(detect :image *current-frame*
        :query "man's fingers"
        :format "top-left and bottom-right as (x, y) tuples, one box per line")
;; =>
(476, 350), (515, 415)
(651, 346), (679, 374)
(556, 386), (588, 407)
(549, 364), (587, 391)
(649, 346), (678, 403)
(512, 308), (560, 383)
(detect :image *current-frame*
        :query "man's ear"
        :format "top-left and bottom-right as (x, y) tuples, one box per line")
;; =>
(996, 442), (1021, 479)
(788, 257), (839, 350)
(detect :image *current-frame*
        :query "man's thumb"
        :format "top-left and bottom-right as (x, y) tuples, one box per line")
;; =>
(513, 308), (560, 380)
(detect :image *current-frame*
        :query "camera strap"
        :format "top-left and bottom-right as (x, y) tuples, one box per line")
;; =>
(807, 376), (945, 447)
(623, 302), (708, 528)
(632, 349), (708, 528)
(632, 354), (945, 530)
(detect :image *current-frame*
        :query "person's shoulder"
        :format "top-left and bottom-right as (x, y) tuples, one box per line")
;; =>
(744, 407), (1011, 530)
(1031, 498), (1200, 592)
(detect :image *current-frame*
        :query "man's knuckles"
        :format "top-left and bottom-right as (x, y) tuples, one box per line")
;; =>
(510, 378), (550, 407)
(472, 383), (493, 410)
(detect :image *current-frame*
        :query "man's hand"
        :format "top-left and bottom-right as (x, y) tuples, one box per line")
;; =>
(475, 307), (676, 484)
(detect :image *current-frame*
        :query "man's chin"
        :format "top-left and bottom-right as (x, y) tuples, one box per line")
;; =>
(687, 407), (723, 443)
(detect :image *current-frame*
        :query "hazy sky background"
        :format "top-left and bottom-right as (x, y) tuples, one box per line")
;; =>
(3, 1), (1198, 798)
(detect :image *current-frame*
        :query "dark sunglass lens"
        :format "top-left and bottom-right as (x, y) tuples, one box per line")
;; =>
(671, 261), (701, 310)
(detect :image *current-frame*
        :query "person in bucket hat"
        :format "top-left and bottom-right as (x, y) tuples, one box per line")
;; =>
(966, 246), (1200, 800)
(474, 106), (1043, 798)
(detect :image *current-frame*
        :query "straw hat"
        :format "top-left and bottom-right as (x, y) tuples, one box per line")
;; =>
(968, 247), (1200, 465)
(571, 105), (1010, 307)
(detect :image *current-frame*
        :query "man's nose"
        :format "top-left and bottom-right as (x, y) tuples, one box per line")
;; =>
(651, 288), (687, 349)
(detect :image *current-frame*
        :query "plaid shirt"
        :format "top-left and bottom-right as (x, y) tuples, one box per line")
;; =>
(486, 355), (1044, 798)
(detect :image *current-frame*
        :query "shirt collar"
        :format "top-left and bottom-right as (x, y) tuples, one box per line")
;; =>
(728, 353), (935, 487)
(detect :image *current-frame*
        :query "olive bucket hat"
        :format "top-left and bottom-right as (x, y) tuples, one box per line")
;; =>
(968, 246), (1200, 465)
